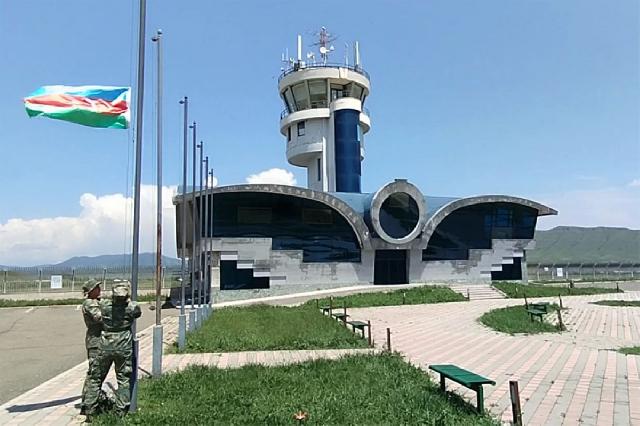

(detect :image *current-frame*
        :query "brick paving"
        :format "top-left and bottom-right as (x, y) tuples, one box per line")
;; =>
(348, 292), (640, 425)
(2, 291), (639, 425)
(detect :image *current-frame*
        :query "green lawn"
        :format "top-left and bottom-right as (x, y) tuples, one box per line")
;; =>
(493, 282), (620, 299)
(305, 285), (466, 309)
(175, 304), (369, 353)
(591, 300), (640, 307)
(94, 353), (498, 425)
(479, 304), (561, 334)
(619, 347), (640, 356)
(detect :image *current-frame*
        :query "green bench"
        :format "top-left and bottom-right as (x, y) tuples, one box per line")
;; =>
(332, 312), (349, 323)
(526, 302), (550, 322)
(429, 364), (495, 414)
(346, 320), (371, 344)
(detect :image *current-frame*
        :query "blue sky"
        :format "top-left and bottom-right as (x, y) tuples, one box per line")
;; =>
(0, 0), (638, 264)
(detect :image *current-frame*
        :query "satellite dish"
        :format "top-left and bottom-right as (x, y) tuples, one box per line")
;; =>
(319, 46), (328, 54)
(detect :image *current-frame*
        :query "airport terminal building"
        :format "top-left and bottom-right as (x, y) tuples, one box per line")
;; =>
(174, 32), (556, 290)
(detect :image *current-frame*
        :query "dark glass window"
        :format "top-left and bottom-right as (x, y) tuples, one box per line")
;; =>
(379, 193), (419, 239)
(297, 121), (306, 137)
(287, 126), (291, 142)
(423, 203), (538, 261)
(210, 192), (360, 263)
(317, 158), (321, 181)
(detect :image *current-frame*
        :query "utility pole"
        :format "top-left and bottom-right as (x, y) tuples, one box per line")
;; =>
(129, 0), (147, 411)
(177, 96), (188, 349)
(151, 28), (163, 378)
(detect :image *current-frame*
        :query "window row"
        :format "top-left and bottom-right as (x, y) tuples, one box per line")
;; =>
(422, 203), (538, 261)
(281, 80), (367, 114)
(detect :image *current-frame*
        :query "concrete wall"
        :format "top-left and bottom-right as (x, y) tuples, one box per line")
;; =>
(204, 236), (536, 288)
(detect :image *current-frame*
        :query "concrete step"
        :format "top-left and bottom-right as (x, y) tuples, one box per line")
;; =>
(447, 284), (506, 300)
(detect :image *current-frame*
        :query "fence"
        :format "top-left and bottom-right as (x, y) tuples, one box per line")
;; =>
(0, 266), (183, 295)
(527, 262), (640, 282)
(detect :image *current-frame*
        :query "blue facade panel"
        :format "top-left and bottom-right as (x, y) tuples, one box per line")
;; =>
(334, 109), (361, 193)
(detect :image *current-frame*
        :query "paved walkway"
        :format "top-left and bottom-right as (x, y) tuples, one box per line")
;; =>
(0, 313), (373, 425)
(349, 292), (640, 426)
(3, 291), (639, 425)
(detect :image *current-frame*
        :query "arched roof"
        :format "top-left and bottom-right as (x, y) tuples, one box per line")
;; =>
(174, 184), (372, 249)
(419, 195), (557, 248)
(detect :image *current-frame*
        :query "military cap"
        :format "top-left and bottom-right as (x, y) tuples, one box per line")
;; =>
(112, 281), (131, 298)
(82, 279), (101, 294)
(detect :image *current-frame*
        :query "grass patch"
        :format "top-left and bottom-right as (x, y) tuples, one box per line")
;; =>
(0, 294), (165, 308)
(305, 285), (466, 309)
(619, 347), (640, 356)
(493, 282), (620, 299)
(479, 304), (560, 334)
(591, 300), (640, 307)
(175, 304), (369, 353)
(94, 353), (497, 425)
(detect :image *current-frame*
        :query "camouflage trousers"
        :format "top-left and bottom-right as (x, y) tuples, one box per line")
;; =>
(81, 347), (100, 411)
(84, 345), (133, 415)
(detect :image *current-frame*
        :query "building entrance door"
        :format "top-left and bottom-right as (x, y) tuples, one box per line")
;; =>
(374, 250), (408, 285)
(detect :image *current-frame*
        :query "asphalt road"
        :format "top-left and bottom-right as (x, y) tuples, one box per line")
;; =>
(0, 302), (177, 405)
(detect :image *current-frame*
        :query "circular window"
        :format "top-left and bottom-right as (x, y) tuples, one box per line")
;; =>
(379, 192), (420, 239)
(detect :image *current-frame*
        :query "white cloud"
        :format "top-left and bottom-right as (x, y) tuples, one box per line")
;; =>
(206, 174), (218, 188)
(0, 185), (178, 266)
(533, 185), (640, 230)
(245, 168), (297, 186)
(628, 179), (640, 188)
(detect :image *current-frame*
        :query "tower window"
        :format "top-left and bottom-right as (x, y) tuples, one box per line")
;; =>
(287, 126), (291, 142)
(317, 158), (321, 181)
(297, 121), (306, 137)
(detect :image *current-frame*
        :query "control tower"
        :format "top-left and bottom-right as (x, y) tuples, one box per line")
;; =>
(278, 28), (371, 193)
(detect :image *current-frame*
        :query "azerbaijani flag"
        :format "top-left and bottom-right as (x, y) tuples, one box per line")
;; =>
(24, 85), (131, 129)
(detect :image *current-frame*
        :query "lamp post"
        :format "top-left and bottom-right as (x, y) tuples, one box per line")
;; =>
(151, 28), (163, 378)
(208, 168), (215, 310)
(177, 96), (188, 349)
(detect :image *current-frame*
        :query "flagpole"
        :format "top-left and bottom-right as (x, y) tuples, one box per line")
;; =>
(190, 122), (197, 313)
(129, 0), (147, 412)
(151, 28), (163, 379)
(203, 155), (209, 312)
(198, 141), (204, 308)
(178, 96), (188, 350)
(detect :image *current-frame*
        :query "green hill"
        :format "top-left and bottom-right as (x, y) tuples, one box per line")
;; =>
(529, 226), (640, 264)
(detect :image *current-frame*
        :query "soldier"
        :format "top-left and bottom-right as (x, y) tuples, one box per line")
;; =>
(80, 279), (102, 415)
(84, 281), (141, 420)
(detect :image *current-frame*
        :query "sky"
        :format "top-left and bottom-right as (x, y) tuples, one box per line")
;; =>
(0, 0), (638, 265)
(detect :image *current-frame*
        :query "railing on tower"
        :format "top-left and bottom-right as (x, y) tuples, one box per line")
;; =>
(278, 62), (370, 82)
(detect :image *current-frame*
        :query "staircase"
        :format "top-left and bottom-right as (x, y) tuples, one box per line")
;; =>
(448, 284), (506, 300)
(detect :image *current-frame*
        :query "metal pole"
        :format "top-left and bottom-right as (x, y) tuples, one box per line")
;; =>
(151, 29), (163, 378)
(3, 270), (6, 294)
(190, 122), (197, 311)
(178, 96), (188, 349)
(208, 167), (214, 309)
(102, 268), (107, 286)
(38, 268), (42, 293)
(203, 156), (209, 309)
(198, 141), (204, 308)
(130, 0), (147, 410)
(509, 380), (522, 425)
(71, 268), (75, 292)
(161, 266), (166, 289)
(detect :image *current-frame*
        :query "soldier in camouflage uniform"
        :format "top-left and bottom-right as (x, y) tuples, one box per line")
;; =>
(80, 279), (102, 415)
(85, 281), (141, 419)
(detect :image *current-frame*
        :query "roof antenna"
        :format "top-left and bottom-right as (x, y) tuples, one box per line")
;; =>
(354, 41), (361, 69)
